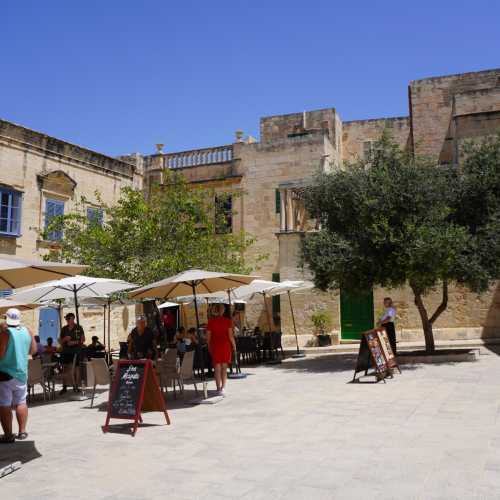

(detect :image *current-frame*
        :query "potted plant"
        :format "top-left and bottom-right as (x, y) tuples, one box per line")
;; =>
(311, 310), (333, 346)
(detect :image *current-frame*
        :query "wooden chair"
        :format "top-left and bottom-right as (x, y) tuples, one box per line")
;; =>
(90, 358), (111, 408)
(179, 350), (198, 398)
(270, 332), (284, 359)
(40, 354), (57, 400)
(158, 350), (181, 398)
(27, 358), (48, 402)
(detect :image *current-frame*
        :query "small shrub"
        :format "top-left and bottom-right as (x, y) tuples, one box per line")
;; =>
(311, 310), (333, 336)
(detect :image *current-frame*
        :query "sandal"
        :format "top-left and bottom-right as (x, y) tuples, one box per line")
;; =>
(0, 434), (16, 443)
(17, 432), (28, 440)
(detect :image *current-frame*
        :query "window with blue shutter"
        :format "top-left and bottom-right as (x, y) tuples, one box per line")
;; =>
(0, 188), (22, 237)
(45, 199), (65, 241)
(87, 207), (104, 226)
(0, 289), (12, 299)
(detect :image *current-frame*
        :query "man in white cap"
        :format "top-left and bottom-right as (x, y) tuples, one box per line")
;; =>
(0, 308), (36, 443)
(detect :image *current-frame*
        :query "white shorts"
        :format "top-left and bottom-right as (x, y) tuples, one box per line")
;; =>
(0, 378), (28, 407)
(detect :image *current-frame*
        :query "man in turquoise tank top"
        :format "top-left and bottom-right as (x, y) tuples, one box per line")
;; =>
(0, 308), (36, 443)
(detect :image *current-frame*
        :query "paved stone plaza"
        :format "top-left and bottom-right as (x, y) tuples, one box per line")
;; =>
(2, 349), (500, 499)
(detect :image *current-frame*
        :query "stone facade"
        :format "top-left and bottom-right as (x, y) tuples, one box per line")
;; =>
(3, 67), (500, 348)
(409, 68), (500, 163)
(142, 67), (500, 346)
(0, 119), (140, 346)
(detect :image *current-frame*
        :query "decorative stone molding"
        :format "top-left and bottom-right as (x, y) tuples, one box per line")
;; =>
(37, 170), (77, 198)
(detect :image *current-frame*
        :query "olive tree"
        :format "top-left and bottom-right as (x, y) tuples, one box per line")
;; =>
(302, 134), (500, 352)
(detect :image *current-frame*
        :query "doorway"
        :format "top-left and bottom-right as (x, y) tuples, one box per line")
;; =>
(340, 290), (374, 340)
(38, 307), (60, 344)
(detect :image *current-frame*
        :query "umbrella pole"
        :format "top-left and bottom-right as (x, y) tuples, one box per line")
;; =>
(263, 293), (273, 333)
(73, 286), (80, 326)
(191, 283), (207, 399)
(107, 299), (111, 363)
(288, 291), (305, 358)
(103, 304), (107, 350)
(227, 288), (246, 379)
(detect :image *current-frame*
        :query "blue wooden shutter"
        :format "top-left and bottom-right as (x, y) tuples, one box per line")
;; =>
(87, 207), (104, 226)
(45, 199), (64, 240)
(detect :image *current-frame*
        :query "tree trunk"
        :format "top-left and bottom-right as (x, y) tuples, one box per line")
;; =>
(410, 281), (449, 353)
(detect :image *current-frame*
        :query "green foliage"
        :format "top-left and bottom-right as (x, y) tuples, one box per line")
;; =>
(44, 170), (263, 285)
(310, 309), (332, 335)
(302, 133), (500, 350)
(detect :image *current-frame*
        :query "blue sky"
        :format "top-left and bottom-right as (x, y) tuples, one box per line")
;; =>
(2, 1), (499, 156)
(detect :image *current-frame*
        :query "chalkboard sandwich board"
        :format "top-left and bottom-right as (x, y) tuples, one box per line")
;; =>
(103, 359), (170, 436)
(352, 328), (400, 382)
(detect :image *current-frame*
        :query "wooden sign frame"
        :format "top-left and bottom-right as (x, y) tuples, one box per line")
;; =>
(377, 329), (401, 373)
(352, 328), (400, 382)
(103, 359), (170, 436)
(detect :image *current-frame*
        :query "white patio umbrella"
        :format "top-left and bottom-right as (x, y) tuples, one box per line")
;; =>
(12, 276), (137, 326)
(129, 270), (259, 300)
(176, 291), (246, 305)
(0, 254), (85, 289)
(0, 298), (41, 315)
(265, 280), (314, 357)
(157, 300), (180, 309)
(229, 279), (280, 332)
(129, 269), (259, 398)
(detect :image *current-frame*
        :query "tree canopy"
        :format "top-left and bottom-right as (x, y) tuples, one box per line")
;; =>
(45, 170), (262, 286)
(302, 134), (500, 351)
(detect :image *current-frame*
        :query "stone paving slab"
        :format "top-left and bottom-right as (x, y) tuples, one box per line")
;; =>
(1, 349), (500, 499)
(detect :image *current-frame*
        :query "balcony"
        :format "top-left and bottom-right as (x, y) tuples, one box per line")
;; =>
(165, 146), (233, 169)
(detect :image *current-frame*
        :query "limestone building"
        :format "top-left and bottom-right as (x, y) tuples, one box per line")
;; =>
(0, 119), (142, 345)
(143, 67), (500, 345)
(1, 67), (500, 348)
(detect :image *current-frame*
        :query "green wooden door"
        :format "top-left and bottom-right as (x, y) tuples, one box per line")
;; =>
(340, 290), (374, 340)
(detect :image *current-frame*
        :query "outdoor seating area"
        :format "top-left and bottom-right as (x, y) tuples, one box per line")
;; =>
(24, 328), (286, 406)
(1, 267), (312, 413)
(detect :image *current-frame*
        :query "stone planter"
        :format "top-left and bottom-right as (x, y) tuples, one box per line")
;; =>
(317, 334), (332, 347)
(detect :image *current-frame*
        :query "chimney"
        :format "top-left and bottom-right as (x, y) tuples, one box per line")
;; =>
(155, 143), (164, 153)
(235, 130), (244, 143)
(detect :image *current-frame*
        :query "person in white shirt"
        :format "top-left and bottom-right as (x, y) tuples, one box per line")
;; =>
(378, 297), (397, 354)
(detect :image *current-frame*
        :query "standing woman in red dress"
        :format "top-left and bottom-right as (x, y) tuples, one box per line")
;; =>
(207, 304), (236, 397)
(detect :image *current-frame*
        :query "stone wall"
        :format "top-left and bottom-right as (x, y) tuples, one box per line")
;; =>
(409, 68), (500, 162)
(233, 130), (337, 329)
(260, 108), (340, 145)
(0, 119), (140, 346)
(277, 232), (339, 346)
(278, 232), (500, 344)
(342, 116), (410, 161)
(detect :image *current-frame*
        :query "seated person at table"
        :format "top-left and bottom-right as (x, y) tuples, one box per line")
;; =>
(128, 316), (155, 359)
(184, 327), (198, 351)
(175, 327), (186, 353)
(86, 335), (105, 358)
(43, 337), (58, 356)
(59, 313), (85, 394)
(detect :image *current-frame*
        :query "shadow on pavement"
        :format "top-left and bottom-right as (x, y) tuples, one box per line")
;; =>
(82, 389), (215, 412)
(101, 422), (163, 435)
(483, 344), (500, 356)
(270, 353), (422, 375)
(0, 440), (42, 468)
